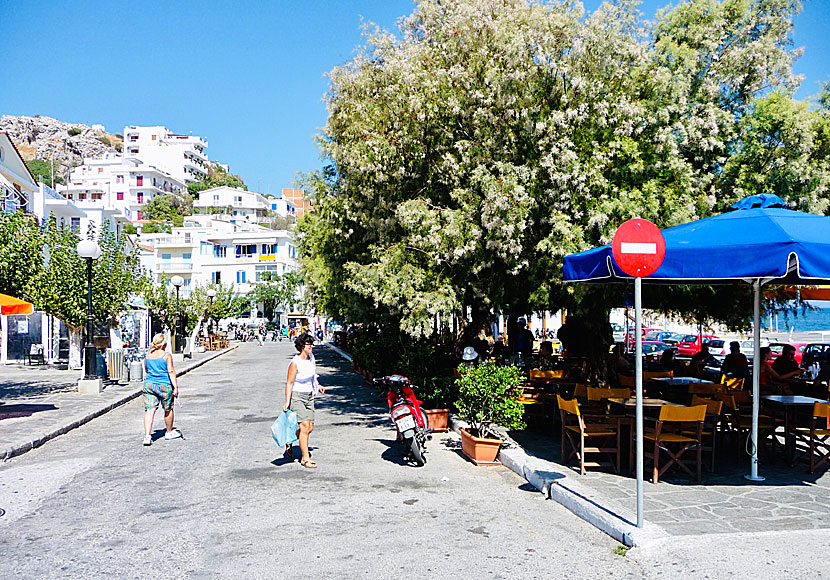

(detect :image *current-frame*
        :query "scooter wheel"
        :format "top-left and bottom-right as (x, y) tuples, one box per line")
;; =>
(410, 438), (425, 467)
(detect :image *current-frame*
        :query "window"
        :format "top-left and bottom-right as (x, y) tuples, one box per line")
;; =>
(236, 271), (247, 284)
(288, 245), (296, 259)
(70, 217), (80, 233)
(234, 195), (242, 206)
(97, 167), (103, 173)
(116, 175), (124, 184)
(214, 245), (227, 258)
(201, 242), (212, 256)
(136, 176), (143, 186)
(261, 243), (276, 255)
(212, 271), (221, 283)
(184, 233), (191, 243)
(152, 135), (157, 141)
(235, 244), (255, 258)
(255, 264), (279, 281)
(117, 192), (124, 201)
(162, 253), (171, 262)
(213, 194), (219, 202)
(129, 135), (138, 142)
(137, 210), (143, 220)
(183, 252), (192, 261)
(137, 193), (144, 204)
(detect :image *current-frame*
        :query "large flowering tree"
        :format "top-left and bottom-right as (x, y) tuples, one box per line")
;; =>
(301, 0), (815, 337)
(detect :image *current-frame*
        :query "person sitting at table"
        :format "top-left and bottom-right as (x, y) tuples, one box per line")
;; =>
(531, 341), (557, 371)
(690, 344), (716, 378)
(659, 349), (677, 372)
(721, 341), (749, 378)
(760, 346), (801, 395)
(610, 344), (630, 374)
(772, 344), (801, 377)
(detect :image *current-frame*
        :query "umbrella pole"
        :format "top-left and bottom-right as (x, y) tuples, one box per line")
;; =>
(635, 277), (644, 527)
(1, 314), (7, 365)
(746, 279), (765, 481)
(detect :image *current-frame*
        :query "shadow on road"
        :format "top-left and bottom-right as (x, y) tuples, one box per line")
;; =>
(0, 403), (59, 420)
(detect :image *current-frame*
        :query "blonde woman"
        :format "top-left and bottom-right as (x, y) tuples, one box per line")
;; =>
(142, 333), (181, 445)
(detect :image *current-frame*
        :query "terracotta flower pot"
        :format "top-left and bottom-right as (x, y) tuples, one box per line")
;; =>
(423, 408), (450, 432)
(459, 428), (502, 465)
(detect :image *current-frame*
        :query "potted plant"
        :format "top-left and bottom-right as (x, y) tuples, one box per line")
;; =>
(455, 362), (525, 464)
(418, 375), (457, 432)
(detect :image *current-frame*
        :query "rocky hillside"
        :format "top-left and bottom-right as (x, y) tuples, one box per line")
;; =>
(0, 115), (123, 167)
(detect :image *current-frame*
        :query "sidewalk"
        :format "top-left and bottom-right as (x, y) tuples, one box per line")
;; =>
(323, 342), (830, 548)
(0, 346), (238, 460)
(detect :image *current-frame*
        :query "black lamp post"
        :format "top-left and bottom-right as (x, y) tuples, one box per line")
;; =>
(76, 239), (101, 379)
(206, 288), (217, 336)
(171, 275), (184, 353)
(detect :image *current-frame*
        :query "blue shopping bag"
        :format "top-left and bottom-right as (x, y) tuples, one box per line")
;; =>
(271, 410), (299, 447)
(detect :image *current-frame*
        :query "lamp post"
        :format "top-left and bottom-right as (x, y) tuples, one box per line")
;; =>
(171, 276), (184, 354)
(77, 239), (102, 392)
(206, 288), (216, 336)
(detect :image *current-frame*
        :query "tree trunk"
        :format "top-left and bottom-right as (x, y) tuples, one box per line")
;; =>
(68, 326), (83, 370)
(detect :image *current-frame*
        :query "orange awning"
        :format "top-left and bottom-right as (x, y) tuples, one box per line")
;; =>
(800, 287), (830, 301)
(0, 293), (34, 315)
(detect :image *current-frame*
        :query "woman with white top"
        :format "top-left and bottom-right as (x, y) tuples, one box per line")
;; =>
(283, 333), (325, 468)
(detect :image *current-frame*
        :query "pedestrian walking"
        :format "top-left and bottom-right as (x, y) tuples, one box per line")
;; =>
(257, 322), (267, 346)
(283, 333), (325, 468)
(142, 333), (182, 446)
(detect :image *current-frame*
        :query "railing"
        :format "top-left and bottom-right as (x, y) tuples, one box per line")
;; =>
(155, 262), (193, 272)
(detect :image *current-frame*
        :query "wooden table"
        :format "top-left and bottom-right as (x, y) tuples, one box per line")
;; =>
(762, 395), (827, 460)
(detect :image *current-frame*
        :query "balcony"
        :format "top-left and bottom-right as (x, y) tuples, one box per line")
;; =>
(153, 236), (193, 248)
(155, 261), (193, 273)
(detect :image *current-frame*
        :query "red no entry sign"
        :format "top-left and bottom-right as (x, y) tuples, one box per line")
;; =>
(612, 218), (666, 277)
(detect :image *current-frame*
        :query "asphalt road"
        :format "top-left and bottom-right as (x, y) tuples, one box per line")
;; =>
(0, 341), (646, 579)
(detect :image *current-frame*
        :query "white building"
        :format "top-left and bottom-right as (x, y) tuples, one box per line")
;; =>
(0, 131), (37, 214)
(31, 182), (86, 232)
(59, 152), (185, 223)
(193, 186), (296, 228)
(137, 215), (298, 304)
(123, 125), (208, 184)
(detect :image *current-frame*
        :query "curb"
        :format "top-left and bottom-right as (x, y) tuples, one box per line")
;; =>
(321, 342), (667, 547)
(1, 346), (238, 461)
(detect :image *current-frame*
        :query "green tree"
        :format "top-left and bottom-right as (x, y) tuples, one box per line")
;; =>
(140, 193), (194, 230)
(300, 0), (805, 338)
(248, 272), (302, 320)
(0, 211), (43, 300)
(25, 159), (65, 186)
(187, 165), (247, 197)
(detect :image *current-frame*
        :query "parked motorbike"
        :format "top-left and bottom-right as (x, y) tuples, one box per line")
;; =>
(375, 375), (430, 466)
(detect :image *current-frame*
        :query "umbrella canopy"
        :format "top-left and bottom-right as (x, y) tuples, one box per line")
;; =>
(562, 195), (830, 521)
(0, 293), (33, 316)
(565, 202), (830, 286)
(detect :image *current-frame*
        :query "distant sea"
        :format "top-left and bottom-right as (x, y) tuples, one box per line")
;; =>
(768, 306), (830, 333)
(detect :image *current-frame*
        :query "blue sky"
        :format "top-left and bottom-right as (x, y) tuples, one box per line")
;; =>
(1, 0), (828, 195)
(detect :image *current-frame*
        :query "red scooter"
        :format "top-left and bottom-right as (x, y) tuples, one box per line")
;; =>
(375, 375), (430, 466)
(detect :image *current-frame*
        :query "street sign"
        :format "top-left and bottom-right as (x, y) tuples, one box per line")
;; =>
(612, 218), (666, 277)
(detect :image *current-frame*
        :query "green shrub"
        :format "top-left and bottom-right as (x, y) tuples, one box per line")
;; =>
(67, 128), (82, 136)
(97, 136), (111, 146)
(455, 363), (525, 437)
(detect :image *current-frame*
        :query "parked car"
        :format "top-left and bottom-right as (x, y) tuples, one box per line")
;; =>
(643, 330), (684, 345)
(710, 338), (768, 363)
(799, 343), (830, 370)
(628, 341), (675, 362)
(626, 327), (663, 347)
(769, 342), (808, 365)
(676, 334), (720, 357)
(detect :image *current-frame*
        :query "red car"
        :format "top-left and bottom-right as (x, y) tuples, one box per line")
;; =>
(769, 342), (807, 365)
(676, 334), (720, 357)
(626, 327), (662, 347)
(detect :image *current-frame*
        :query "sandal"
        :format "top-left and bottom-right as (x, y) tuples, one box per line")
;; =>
(300, 460), (317, 469)
(285, 445), (293, 458)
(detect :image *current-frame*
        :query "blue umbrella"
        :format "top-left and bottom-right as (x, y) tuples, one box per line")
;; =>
(563, 195), (830, 505)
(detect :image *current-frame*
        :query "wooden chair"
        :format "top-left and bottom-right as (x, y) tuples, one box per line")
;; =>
(720, 375), (746, 391)
(210, 335), (222, 351)
(791, 402), (830, 473)
(643, 404), (707, 483)
(617, 374), (636, 389)
(557, 395), (621, 475)
(689, 395), (724, 472)
(572, 383), (588, 399)
(688, 383), (718, 396)
(643, 370), (674, 381)
(529, 369), (565, 380)
(716, 392), (779, 452)
(26, 344), (45, 365)
(587, 387), (631, 401)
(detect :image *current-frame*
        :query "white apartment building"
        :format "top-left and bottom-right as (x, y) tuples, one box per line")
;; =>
(137, 216), (298, 304)
(123, 125), (208, 184)
(59, 153), (186, 222)
(192, 186), (296, 225)
(0, 131), (37, 214)
(31, 182), (86, 232)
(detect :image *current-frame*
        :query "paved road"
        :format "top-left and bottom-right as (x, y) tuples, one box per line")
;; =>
(0, 342), (641, 579)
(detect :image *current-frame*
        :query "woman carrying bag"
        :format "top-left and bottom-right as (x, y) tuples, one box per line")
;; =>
(283, 333), (325, 468)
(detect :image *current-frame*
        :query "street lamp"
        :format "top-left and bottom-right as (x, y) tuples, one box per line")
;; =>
(171, 275), (184, 354)
(206, 288), (217, 336)
(76, 239), (101, 387)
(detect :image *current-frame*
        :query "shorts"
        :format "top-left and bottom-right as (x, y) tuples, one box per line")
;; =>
(290, 391), (315, 424)
(144, 382), (175, 411)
